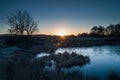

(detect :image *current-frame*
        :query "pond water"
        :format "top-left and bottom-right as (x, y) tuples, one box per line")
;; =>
(55, 45), (120, 80)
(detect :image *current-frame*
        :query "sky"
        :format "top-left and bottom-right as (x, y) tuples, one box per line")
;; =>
(0, 0), (120, 35)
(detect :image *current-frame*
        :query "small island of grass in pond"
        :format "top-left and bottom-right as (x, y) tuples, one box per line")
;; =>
(38, 52), (90, 68)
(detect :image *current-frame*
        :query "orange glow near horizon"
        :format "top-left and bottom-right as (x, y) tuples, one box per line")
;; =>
(55, 30), (68, 36)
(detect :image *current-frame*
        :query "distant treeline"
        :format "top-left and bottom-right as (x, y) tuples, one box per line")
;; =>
(78, 23), (120, 37)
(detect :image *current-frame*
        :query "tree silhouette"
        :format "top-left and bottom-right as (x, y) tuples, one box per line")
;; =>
(7, 10), (38, 36)
(106, 24), (120, 37)
(106, 24), (115, 36)
(97, 26), (105, 35)
(7, 29), (14, 35)
(90, 26), (105, 36)
(90, 23), (120, 37)
(114, 23), (120, 37)
(90, 26), (98, 35)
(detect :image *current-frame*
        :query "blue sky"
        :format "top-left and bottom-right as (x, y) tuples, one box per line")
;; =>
(0, 0), (120, 35)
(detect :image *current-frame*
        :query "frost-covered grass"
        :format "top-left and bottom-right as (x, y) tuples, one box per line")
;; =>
(36, 53), (50, 58)
(0, 35), (120, 80)
(0, 46), (21, 57)
(0, 47), (119, 80)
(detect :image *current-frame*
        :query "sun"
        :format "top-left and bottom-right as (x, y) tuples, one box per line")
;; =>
(56, 30), (67, 36)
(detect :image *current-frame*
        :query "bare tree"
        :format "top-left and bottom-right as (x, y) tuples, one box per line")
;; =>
(7, 29), (14, 35)
(7, 10), (38, 36)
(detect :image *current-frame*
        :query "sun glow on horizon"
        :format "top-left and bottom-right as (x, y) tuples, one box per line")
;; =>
(56, 30), (67, 36)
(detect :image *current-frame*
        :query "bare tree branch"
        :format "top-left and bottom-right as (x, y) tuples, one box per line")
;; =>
(7, 10), (38, 36)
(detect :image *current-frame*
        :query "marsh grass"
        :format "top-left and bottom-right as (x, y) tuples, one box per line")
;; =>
(0, 35), (120, 80)
(0, 50), (120, 80)
(107, 71), (120, 80)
